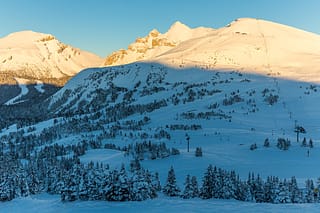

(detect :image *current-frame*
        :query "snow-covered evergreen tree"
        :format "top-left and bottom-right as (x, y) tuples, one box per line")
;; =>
(190, 176), (199, 198)
(0, 175), (14, 201)
(61, 164), (81, 202)
(163, 166), (180, 197)
(117, 165), (130, 201)
(220, 170), (234, 199)
(151, 172), (161, 192)
(143, 170), (158, 198)
(279, 179), (291, 203)
(200, 164), (214, 199)
(264, 176), (277, 203)
(309, 139), (314, 148)
(289, 176), (302, 203)
(305, 179), (315, 203)
(130, 170), (151, 201)
(181, 175), (193, 199)
(254, 175), (265, 202)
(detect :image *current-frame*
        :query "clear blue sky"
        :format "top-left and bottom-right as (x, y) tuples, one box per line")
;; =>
(1, 0), (319, 57)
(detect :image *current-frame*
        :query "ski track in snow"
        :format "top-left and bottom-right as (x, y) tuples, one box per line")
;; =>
(4, 78), (29, 105)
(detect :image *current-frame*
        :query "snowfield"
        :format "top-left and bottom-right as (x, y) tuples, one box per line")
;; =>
(2, 194), (320, 213)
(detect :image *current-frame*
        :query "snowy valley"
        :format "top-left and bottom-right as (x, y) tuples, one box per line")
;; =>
(1, 18), (320, 212)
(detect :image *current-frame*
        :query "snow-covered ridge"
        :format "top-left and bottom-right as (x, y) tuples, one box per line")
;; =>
(154, 18), (320, 83)
(0, 30), (103, 83)
(103, 22), (214, 66)
(104, 18), (320, 83)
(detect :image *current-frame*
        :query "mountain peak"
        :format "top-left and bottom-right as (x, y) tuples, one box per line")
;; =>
(103, 21), (214, 66)
(0, 30), (103, 83)
(169, 21), (190, 31)
(5, 30), (54, 42)
(165, 21), (192, 42)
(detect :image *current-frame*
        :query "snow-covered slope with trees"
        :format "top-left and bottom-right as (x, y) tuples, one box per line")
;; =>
(1, 61), (320, 210)
(2, 18), (320, 211)
(0, 30), (103, 84)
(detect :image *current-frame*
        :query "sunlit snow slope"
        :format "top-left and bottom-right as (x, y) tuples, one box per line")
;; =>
(0, 31), (103, 84)
(154, 18), (320, 82)
(105, 18), (320, 83)
(103, 21), (214, 66)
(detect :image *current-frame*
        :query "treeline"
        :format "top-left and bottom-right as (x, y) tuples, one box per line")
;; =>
(0, 145), (161, 202)
(166, 165), (320, 204)
(124, 141), (179, 160)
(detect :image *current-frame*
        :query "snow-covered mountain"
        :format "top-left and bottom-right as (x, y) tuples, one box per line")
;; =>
(105, 18), (320, 83)
(0, 30), (103, 84)
(154, 18), (320, 82)
(103, 21), (214, 66)
(3, 18), (320, 211)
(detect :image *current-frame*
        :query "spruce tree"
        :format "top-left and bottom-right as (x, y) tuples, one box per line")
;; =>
(130, 170), (150, 201)
(200, 165), (214, 199)
(190, 176), (199, 198)
(118, 165), (130, 201)
(254, 175), (265, 202)
(278, 179), (291, 203)
(289, 176), (302, 203)
(163, 166), (180, 197)
(151, 172), (161, 192)
(181, 175), (192, 199)
(305, 179), (315, 203)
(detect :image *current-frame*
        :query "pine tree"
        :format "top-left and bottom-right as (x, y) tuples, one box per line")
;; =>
(0, 175), (14, 201)
(163, 166), (180, 197)
(78, 171), (89, 201)
(151, 172), (161, 192)
(200, 165), (214, 199)
(254, 175), (265, 202)
(277, 179), (291, 203)
(264, 138), (270, 147)
(144, 170), (157, 199)
(305, 179), (315, 203)
(220, 170), (234, 199)
(87, 165), (103, 200)
(246, 172), (256, 202)
(302, 137), (307, 147)
(105, 169), (121, 201)
(235, 181), (252, 202)
(190, 176), (199, 198)
(289, 176), (302, 203)
(61, 164), (81, 202)
(195, 147), (203, 157)
(130, 170), (151, 201)
(118, 165), (130, 201)
(309, 139), (314, 148)
(264, 176), (277, 203)
(181, 175), (193, 199)
(315, 177), (320, 202)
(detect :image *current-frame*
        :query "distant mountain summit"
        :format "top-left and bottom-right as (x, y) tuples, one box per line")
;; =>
(104, 18), (320, 83)
(103, 21), (214, 66)
(0, 30), (103, 85)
